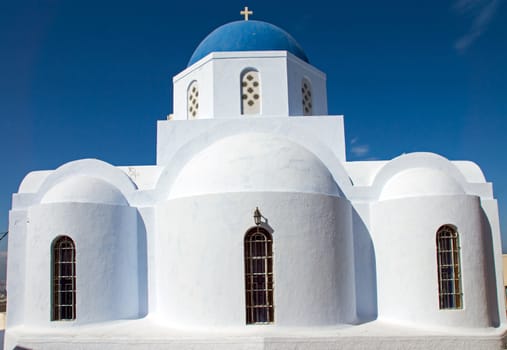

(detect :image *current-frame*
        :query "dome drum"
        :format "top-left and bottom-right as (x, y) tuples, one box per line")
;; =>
(157, 190), (356, 326)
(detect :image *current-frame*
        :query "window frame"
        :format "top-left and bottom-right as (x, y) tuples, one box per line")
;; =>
(302, 78), (313, 116)
(241, 69), (261, 115)
(187, 81), (199, 119)
(244, 226), (274, 324)
(436, 224), (463, 310)
(51, 235), (76, 321)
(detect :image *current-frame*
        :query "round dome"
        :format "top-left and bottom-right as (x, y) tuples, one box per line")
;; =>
(188, 20), (309, 66)
(168, 133), (339, 198)
(41, 176), (128, 206)
(379, 168), (465, 200)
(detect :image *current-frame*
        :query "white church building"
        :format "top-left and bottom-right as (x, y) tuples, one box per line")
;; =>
(5, 10), (507, 349)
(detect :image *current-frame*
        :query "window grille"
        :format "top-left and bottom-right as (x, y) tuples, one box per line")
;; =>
(436, 225), (463, 309)
(52, 236), (76, 321)
(302, 78), (312, 115)
(187, 81), (199, 119)
(241, 70), (260, 115)
(244, 227), (274, 324)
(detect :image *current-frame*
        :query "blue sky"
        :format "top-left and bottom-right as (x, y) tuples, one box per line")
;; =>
(0, 0), (506, 252)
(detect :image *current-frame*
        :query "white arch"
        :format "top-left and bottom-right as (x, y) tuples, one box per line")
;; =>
(156, 131), (352, 200)
(35, 158), (137, 204)
(371, 152), (469, 200)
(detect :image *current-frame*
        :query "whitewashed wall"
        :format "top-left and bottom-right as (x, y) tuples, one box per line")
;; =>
(155, 191), (355, 327)
(23, 202), (139, 326)
(372, 195), (498, 328)
(287, 55), (327, 116)
(172, 52), (327, 119)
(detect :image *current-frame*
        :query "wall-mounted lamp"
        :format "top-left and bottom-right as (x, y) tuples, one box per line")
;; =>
(253, 207), (262, 226)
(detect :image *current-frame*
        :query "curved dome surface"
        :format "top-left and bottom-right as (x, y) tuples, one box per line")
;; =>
(380, 168), (465, 200)
(168, 133), (339, 198)
(41, 176), (128, 206)
(188, 20), (309, 66)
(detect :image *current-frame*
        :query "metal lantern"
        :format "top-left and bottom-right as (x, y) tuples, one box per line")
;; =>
(253, 207), (262, 225)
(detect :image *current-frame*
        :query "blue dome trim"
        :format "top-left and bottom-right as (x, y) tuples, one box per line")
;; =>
(188, 20), (309, 67)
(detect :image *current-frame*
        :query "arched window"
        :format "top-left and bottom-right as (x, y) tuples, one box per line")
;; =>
(302, 78), (312, 116)
(436, 225), (463, 309)
(241, 69), (260, 115)
(52, 236), (76, 321)
(187, 81), (199, 119)
(244, 227), (273, 324)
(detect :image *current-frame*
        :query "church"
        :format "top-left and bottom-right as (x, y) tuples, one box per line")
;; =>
(4, 8), (507, 349)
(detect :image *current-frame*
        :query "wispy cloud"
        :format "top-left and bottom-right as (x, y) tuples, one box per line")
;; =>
(351, 145), (370, 157)
(453, 0), (500, 53)
(350, 137), (370, 158)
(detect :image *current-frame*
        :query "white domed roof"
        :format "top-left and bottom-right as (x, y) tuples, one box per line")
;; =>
(168, 133), (339, 198)
(379, 168), (465, 200)
(41, 176), (128, 206)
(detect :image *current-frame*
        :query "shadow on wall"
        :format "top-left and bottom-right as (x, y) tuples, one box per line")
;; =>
(137, 211), (148, 318)
(481, 208), (500, 327)
(352, 207), (378, 322)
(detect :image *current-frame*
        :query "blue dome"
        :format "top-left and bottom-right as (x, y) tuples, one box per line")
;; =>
(188, 20), (309, 67)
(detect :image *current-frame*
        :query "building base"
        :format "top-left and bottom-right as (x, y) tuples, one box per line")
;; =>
(5, 318), (507, 350)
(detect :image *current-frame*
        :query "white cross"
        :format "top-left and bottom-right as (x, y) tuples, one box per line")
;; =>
(240, 6), (253, 21)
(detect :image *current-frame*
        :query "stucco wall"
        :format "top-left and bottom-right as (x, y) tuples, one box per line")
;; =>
(24, 202), (139, 326)
(172, 52), (327, 120)
(6, 210), (28, 328)
(287, 55), (327, 116)
(371, 194), (499, 328)
(155, 191), (355, 327)
(156, 118), (347, 179)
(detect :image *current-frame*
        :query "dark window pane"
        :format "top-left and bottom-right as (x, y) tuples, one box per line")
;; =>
(52, 236), (76, 321)
(436, 226), (462, 310)
(244, 228), (274, 324)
